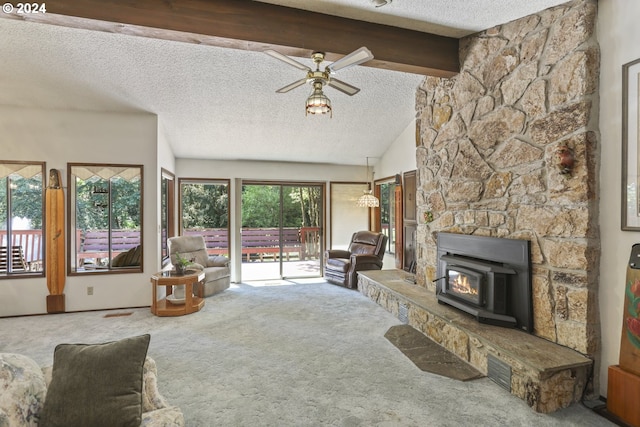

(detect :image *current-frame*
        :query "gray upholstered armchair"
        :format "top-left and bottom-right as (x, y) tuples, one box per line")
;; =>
(324, 230), (388, 289)
(168, 235), (231, 297)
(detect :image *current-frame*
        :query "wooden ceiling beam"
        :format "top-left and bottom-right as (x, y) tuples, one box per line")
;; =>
(3, 0), (459, 77)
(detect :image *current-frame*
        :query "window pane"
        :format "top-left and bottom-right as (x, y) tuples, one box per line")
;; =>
(70, 164), (143, 273)
(180, 180), (229, 257)
(160, 171), (175, 263)
(0, 162), (44, 276)
(379, 181), (395, 255)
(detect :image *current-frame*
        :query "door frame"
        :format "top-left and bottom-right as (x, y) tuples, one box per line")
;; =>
(240, 180), (325, 281)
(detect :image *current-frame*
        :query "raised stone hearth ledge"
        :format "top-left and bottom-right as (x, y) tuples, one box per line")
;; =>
(359, 270), (593, 414)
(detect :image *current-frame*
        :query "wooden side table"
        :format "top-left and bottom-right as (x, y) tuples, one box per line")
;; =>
(150, 269), (205, 316)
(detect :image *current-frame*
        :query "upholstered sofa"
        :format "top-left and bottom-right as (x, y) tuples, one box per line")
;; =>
(0, 353), (184, 427)
(324, 230), (388, 289)
(168, 235), (231, 297)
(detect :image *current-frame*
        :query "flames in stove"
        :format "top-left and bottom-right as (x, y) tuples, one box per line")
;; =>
(450, 271), (478, 296)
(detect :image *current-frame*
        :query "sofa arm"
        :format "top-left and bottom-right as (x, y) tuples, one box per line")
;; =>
(141, 407), (185, 427)
(326, 249), (351, 259)
(206, 255), (230, 268)
(143, 357), (169, 412)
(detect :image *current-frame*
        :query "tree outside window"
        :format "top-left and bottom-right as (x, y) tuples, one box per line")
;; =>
(179, 179), (230, 256)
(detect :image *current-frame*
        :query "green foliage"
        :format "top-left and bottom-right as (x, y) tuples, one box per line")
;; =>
(181, 183), (229, 229)
(379, 182), (393, 225)
(241, 185), (321, 228)
(175, 252), (192, 267)
(0, 174), (44, 229)
(75, 176), (141, 231)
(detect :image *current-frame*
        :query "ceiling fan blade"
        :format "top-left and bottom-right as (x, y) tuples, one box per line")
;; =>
(264, 49), (311, 71)
(276, 78), (308, 93)
(328, 78), (360, 96)
(326, 47), (374, 73)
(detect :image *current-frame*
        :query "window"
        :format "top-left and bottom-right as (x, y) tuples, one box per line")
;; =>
(68, 164), (143, 274)
(0, 161), (45, 276)
(377, 179), (396, 255)
(160, 169), (175, 263)
(179, 179), (230, 257)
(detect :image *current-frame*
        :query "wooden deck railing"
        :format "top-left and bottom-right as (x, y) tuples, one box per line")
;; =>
(183, 227), (321, 261)
(0, 229), (43, 271)
(76, 229), (140, 265)
(1, 227), (321, 271)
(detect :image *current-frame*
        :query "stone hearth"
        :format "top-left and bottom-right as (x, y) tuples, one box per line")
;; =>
(359, 270), (593, 414)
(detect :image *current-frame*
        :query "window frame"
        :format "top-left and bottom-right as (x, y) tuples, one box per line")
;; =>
(67, 162), (144, 275)
(375, 176), (396, 255)
(0, 160), (46, 279)
(160, 168), (175, 265)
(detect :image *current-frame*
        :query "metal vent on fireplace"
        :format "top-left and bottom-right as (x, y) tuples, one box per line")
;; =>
(398, 303), (409, 324)
(487, 354), (511, 392)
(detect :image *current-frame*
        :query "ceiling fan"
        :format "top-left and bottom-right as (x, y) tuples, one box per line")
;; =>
(264, 46), (374, 116)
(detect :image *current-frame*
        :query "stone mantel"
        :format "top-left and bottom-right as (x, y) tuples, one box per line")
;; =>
(359, 269), (593, 413)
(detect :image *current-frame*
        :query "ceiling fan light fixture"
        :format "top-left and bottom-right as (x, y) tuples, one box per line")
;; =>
(305, 82), (332, 117)
(371, 0), (392, 7)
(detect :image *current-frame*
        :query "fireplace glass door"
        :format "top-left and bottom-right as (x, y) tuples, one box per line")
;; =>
(446, 266), (484, 306)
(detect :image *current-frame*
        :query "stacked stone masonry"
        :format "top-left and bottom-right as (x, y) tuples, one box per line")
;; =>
(414, 0), (600, 394)
(359, 270), (593, 414)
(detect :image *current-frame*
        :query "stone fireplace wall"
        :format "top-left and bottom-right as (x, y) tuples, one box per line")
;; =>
(414, 0), (600, 380)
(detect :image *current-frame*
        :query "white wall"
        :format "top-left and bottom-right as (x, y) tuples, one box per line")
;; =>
(597, 0), (640, 396)
(376, 120), (418, 178)
(0, 106), (159, 316)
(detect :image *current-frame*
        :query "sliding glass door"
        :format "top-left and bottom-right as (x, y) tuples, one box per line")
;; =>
(241, 182), (323, 281)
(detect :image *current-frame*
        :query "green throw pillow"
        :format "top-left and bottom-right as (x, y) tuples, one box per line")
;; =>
(39, 334), (151, 427)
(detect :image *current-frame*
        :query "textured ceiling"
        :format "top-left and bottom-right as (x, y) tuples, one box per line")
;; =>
(0, 0), (569, 166)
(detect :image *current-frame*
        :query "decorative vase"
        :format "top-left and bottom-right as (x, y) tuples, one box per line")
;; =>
(173, 285), (186, 300)
(175, 265), (186, 276)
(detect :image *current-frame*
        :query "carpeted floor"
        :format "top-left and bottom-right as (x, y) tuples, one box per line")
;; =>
(0, 280), (614, 426)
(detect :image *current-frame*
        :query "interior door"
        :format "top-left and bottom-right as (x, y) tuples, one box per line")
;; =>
(241, 183), (323, 281)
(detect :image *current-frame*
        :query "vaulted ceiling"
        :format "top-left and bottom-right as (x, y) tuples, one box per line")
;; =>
(0, 0), (569, 165)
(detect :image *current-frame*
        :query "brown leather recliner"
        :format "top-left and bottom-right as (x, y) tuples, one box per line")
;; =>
(324, 230), (388, 289)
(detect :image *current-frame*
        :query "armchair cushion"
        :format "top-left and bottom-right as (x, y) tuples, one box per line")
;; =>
(111, 245), (142, 267)
(39, 334), (150, 427)
(207, 255), (231, 268)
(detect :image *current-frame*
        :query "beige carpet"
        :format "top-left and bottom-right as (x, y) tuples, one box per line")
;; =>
(385, 325), (484, 381)
(0, 280), (613, 426)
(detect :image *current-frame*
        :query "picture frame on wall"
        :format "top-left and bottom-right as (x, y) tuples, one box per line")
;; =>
(622, 58), (640, 230)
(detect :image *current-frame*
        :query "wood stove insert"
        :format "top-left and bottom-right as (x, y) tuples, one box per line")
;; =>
(436, 233), (533, 333)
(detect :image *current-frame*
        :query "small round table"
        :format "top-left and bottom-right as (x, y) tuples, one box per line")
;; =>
(150, 269), (205, 316)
